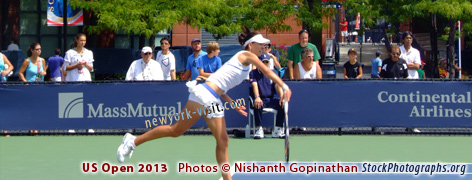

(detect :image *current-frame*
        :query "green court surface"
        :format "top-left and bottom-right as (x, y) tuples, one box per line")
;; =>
(1, 135), (471, 180)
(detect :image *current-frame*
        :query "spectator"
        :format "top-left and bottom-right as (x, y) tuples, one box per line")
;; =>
(453, 60), (462, 79)
(399, 31), (421, 79)
(18, 42), (47, 82)
(125, 46), (163, 81)
(250, 53), (286, 139)
(0, 52), (14, 82)
(183, 38), (207, 80)
(47, 48), (64, 82)
(197, 41), (222, 78)
(7, 39), (19, 51)
(379, 45), (409, 79)
(264, 43), (281, 70)
(340, 18), (348, 45)
(418, 61), (426, 79)
(371, 51), (383, 78)
(155, 37), (176, 80)
(293, 48), (322, 79)
(344, 48), (363, 79)
(64, 33), (94, 81)
(287, 29), (321, 79)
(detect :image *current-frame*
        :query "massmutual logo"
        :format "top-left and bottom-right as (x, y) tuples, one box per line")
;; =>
(58, 92), (84, 118)
(58, 92), (183, 119)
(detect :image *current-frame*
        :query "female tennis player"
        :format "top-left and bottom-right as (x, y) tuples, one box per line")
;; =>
(117, 27), (292, 180)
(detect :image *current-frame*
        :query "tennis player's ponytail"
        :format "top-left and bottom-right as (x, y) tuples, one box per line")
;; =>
(238, 27), (259, 50)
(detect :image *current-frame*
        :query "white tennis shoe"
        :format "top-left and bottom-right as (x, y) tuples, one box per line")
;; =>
(272, 126), (285, 138)
(254, 127), (264, 139)
(117, 133), (136, 163)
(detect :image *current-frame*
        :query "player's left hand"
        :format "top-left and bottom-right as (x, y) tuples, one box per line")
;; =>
(235, 105), (247, 117)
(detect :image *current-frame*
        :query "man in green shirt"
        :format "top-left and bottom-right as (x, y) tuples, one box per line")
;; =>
(287, 29), (321, 79)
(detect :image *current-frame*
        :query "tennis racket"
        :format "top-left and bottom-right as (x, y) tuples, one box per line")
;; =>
(284, 101), (289, 163)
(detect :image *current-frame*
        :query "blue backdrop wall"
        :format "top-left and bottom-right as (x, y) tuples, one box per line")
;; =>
(1, 80), (471, 130)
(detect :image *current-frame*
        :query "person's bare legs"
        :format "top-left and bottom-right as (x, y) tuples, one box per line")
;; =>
(134, 100), (203, 146)
(204, 115), (231, 180)
(132, 100), (231, 179)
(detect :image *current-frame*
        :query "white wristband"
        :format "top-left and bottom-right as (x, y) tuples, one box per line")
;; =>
(282, 84), (289, 91)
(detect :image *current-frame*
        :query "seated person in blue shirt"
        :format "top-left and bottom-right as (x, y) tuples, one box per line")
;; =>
(250, 53), (286, 139)
(183, 38), (207, 80)
(197, 41), (222, 78)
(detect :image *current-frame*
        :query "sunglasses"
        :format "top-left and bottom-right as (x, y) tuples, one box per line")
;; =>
(262, 61), (270, 64)
(392, 52), (401, 56)
(144, 52), (152, 55)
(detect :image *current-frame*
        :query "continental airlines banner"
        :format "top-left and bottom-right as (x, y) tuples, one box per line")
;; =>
(47, 0), (83, 26)
(0, 81), (471, 130)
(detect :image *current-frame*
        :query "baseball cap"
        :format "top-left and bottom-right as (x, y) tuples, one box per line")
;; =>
(142, 46), (152, 53)
(259, 53), (270, 61)
(376, 51), (382, 56)
(348, 48), (357, 55)
(191, 38), (201, 43)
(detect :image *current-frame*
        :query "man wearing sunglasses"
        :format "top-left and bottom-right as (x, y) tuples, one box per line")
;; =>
(125, 46), (164, 81)
(287, 30), (321, 79)
(263, 44), (281, 70)
(379, 45), (409, 79)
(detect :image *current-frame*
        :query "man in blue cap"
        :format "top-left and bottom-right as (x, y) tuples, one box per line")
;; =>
(249, 53), (286, 139)
(183, 38), (207, 80)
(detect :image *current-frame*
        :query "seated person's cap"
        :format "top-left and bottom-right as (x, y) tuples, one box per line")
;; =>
(142, 46), (152, 53)
(259, 53), (270, 61)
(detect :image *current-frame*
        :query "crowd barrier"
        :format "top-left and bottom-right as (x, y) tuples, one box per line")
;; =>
(1, 80), (471, 131)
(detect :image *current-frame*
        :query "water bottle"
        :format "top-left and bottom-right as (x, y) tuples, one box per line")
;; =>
(77, 54), (83, 74)
(245, 124), (250, 138)
(0, 64), (8, 81)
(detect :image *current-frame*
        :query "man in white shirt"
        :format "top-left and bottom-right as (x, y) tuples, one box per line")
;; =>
(399, 31), (421, 79)
(155, 37), (176, 80)
(126, 47), (163, 81)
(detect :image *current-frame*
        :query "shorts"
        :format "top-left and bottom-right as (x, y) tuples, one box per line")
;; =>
(51, 76), (62, 82)
(187, 81), (224, 119)
(341, 31), (348, 37)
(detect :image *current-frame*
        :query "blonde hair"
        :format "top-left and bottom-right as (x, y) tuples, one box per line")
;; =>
(206, 41), (220, 53)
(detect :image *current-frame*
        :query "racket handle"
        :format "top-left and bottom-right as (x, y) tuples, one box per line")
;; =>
(284, 101), (288, 112)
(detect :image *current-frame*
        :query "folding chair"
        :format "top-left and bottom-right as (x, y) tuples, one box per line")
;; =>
(247, 96), (277, 135)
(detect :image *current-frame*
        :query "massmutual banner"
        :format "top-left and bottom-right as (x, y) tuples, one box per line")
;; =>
(1, 81), (471, 130)
(47, 0), (83, 26)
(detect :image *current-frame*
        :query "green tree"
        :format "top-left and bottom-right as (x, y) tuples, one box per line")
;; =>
(70, 0), (331, 49)
(416, 0), (472, 78)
